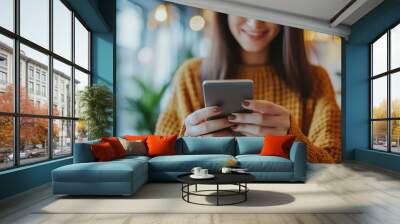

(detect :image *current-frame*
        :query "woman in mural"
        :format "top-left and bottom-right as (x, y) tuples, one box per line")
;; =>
(155, 13), (341, 163)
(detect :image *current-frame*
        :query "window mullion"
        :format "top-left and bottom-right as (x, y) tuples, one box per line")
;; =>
(49, 0), (54, 160)
(370, 45), (373, 149)
(13, 0), (20, 167)
(388, 29), (392, 152)
(71, 10), (76, 156)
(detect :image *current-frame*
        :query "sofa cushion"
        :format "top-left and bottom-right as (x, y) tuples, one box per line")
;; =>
(91, 142), (118, 161)
(177, 137), (235, 155)
(119, 138), (147, 156)
(236, 137), (264, 155)
(147, 135), (177, 157)
(149, 154), (235, 172)
(236, 155), (293, 172)
(53, 157), (148, 183)
(114, 155), (150, 163)
(259, 135), (296, 159)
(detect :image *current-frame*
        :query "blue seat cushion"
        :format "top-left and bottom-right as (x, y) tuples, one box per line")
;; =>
(53, 157), (148, 183)
(149, 154), (235, 172)
(177, 137), (235, 155)
(236, 137), (264, 155)
(236, 155), (293, 172)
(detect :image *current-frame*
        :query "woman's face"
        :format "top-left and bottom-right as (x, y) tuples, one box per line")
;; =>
(228, 15), (281, 53)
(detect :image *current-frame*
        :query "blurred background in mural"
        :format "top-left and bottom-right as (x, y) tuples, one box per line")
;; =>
(116, 0), (342, 135)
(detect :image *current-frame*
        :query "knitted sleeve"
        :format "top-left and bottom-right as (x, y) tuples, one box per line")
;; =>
(289, 67), (342, 163)
(155, 59), (203, 136)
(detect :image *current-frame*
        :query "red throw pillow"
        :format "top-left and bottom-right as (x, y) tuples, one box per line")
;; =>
(91, 142), (117, 161)
(146, 135), (177, 157)
(123, 135), (148, 141)
(101, 137), (126, 158)
(260, 135), (296, 159)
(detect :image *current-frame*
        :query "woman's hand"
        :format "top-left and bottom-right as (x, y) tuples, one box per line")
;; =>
(184, 106), (235, 137)
(228, 100), (290, 136)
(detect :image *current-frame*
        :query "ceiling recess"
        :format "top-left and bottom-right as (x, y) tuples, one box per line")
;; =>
(165, 0), (383, 37)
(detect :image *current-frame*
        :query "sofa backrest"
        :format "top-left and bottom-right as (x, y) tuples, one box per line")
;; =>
(235, 137), (264, 155)
(73, 139), (100, 163)
(177, 137), (236, 155)
(74, 136), (267, 162)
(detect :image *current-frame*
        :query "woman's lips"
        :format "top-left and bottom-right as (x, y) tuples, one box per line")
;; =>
(241, 29), (267, 40)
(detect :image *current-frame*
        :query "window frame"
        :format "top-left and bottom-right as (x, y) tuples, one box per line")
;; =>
(0, 0), (92, 171)
(370, 20), (400, 154)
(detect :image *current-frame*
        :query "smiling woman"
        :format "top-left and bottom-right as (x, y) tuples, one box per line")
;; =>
(155, 12), (341, 163)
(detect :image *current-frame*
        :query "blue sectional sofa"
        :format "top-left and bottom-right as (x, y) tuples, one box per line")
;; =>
(52, 137), (306, 196)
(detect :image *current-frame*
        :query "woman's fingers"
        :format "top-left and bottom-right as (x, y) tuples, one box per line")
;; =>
(228, 112), (290, 128)
(186, 118), (233, 136)
(185, 106), (222, 126)
(231, 123), (287, 136)
(242, 100), (289, 115)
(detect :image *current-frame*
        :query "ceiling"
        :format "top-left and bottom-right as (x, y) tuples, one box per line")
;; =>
(165, 0), (384, 37)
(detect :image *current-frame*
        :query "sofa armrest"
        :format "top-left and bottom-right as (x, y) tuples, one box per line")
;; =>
(289, 141), (307, 181)
(73, 141), (98, 163)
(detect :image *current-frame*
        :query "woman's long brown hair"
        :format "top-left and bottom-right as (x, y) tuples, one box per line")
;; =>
(201, 13), (313, 99)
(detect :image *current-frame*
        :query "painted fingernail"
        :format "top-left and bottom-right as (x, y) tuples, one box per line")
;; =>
(242, 100), (250, 107)
(213, 107), (222, 113)
(228, 115), (236, 121)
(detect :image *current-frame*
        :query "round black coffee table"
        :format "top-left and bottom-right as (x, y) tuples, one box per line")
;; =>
(177, 173), (255, 206)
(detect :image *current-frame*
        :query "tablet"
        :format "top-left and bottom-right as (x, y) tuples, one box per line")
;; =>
(203, 79), (253, 120)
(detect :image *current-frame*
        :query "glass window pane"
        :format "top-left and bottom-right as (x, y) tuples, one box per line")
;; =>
(53, 0), (72, 60)
(0, 0), (14, 31)
(372, 33), (387, 76)
(372, 76), (387, 119)
(0, 116), (14, 170)
(74, 18), (89, 70)
(391, 72), (400, 118)
(391, 24), (400, 70)
(20, 117), (49, 165)
(53, 59), (72, 117)
(75, 120), (88, 143)
(372, 121), (388, 151)
(0, 34), (14, 112)
(20, 0), (49, 49)
(74, 69), (89, 118)
(391, 120), (400, 153)
(53, 119), (72, 157)
(20, 44), (49, 115)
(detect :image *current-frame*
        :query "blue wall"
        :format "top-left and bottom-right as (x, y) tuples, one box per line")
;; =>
(344, 0), (400, 170)
(0, 158), (72, 199)
(0, 0), (116, 200)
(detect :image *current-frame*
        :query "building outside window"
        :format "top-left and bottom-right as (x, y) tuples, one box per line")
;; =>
(0, 54), (7, 90)
(0, 54), (7, 67)
(28, 67), (34, 80)
(41, 85), (46, 97)
(28, 81), (34, 94)
(35, 83), (40, 95)
(0, 71), (7, 87)
(0, 0), (91, 170)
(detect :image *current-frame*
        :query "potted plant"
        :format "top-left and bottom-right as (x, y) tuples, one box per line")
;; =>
(79, 84), (113, 140)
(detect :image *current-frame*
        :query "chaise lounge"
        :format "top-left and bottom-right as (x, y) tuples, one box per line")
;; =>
(52, 137), (306, 196)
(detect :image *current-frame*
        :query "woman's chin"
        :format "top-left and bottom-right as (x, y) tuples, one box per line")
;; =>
(241, 45), (268, 53)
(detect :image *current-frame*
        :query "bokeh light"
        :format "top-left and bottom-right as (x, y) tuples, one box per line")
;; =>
(154, 4), (167, 22)
(189, 15), (205, 32)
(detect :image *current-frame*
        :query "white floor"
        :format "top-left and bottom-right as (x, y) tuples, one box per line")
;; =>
(1, 162), (400, 224)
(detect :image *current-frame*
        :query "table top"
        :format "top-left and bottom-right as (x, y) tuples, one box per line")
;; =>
(177, 172), (255, 185)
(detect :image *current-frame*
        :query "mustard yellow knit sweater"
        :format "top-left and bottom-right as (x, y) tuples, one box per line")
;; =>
(155, 58), (341, 163)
